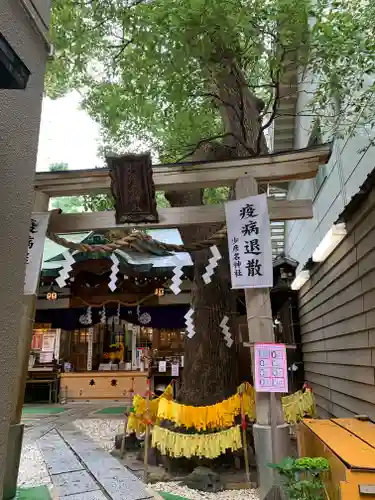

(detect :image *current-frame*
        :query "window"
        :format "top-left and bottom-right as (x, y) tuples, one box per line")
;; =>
(0, 33), (31, 89)
(308, 121), (327, 196)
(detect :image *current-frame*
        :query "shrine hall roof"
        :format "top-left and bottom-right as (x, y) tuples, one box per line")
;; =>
(41, 228), (192, 274)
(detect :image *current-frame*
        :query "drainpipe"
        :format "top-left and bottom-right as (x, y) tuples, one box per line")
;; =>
(18, 0), (52, 55)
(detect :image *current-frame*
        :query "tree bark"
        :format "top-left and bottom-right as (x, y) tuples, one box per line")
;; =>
(166, 145), (239, 406)
(210, 56), (268, 156)
(165, 53), (268, 406)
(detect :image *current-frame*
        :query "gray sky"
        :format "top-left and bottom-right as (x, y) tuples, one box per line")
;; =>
(36, 91), (102, 172)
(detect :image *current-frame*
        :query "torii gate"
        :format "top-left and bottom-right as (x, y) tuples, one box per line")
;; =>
(31, 143), (330, 497)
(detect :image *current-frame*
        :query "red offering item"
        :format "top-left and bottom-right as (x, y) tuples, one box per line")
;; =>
(239, 393), (247, 429)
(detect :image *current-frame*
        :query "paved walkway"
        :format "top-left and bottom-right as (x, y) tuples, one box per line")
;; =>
(19, 404), (154, 500)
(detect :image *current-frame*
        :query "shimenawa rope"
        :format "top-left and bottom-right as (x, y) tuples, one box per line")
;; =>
(47, 211), (228, 254)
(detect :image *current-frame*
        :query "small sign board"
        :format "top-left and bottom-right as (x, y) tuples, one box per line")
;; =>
(254, 343), (288, 393)
(42, 334), (56, 352)
(158, 360), (167, 373)
(171, 363), (179, 377)
(39, 351), (53, 364)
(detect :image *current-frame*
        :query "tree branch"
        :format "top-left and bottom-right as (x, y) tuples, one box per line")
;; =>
(175, 132), (255, 163)
(260, 81), (279, 132)
(231, 63), (247, 145)
(195, 92), (244, 127)
(111, 38), (135, 60)
(128, 0), (150, 7)
(256, 46), (286, 154)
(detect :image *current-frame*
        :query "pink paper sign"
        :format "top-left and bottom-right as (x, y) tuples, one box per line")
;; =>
(254, 343), (288, 393)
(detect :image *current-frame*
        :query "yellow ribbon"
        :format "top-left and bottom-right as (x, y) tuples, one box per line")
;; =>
(157, 382), (256, 430)
(281, 389), (316, 424)
(127, 411), (144, 435)
(127, 383), (173, 434)
(152, 425), (242, 459)
(127, 381), (316, 433)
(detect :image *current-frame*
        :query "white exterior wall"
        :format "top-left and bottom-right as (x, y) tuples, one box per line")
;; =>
(0, 0), (51, 491)
(286, 72), (375, 271)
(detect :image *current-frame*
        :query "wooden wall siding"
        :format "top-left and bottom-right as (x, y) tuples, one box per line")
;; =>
(299, 186), (375, 419)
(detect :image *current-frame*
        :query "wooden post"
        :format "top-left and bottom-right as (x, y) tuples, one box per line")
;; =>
(239, 391), (251, 487)
(12, 192), (51, 423)
(120, 412), (128, 459)
(131, 325), (138, 370)
(235, 176), (288, 499)
(143, 378), (151, 483)
(33, 191), (50, 212)
(235, 176), (278, 424)
(11, 294), (37, 424)
(270, 392), (278, 476)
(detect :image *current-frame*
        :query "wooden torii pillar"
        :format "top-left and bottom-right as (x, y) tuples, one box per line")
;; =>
(236, 175), (289, 497)
(30, 143), (330, 497)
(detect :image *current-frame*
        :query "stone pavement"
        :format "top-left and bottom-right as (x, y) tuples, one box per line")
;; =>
(18, 405), (259, 500)
(19, 405), (154, 500)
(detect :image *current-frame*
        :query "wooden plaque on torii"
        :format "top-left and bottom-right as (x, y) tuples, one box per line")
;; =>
(107, 152), (159, 224)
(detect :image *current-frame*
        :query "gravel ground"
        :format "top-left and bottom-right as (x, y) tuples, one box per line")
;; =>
(17, 418), (121, 489)
(18, 419), (259, 500)
(74, 418), (123, 451)
(74, 420), (260, 500)
(18, 442), (52, 488)
(152, 482), (259, 500)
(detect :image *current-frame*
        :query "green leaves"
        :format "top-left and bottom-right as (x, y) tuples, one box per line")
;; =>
(49, 162), (69, 171)
(47, 0), (375, 160)
(45, 0), (300, 158)
(294, 457), (329, 473)
(269, 456), (329, 500)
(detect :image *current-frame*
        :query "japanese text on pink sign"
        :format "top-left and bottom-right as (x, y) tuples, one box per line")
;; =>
(254, 343), (288, 393)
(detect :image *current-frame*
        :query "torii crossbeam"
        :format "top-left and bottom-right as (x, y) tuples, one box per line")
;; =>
(32, 142), (331, 499)
(34, 143), (330, 233)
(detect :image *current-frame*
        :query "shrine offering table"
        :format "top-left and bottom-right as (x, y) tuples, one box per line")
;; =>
(26, 368), (60, 404)
(298, 418), (375, 500)
(60, 371), (147, 401)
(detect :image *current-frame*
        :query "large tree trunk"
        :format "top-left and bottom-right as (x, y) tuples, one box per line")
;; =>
(210, 54), (268, 156)
(166, 149), (238, 406)
(165, 54), (268, 406)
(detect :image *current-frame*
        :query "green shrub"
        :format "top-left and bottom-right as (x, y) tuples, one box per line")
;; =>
(269, 456), (329, 500)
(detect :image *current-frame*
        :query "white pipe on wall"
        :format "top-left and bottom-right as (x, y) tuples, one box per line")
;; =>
(18, 0), (52, 53)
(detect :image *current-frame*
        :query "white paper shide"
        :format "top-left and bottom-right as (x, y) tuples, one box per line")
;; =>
(225, 194), (273, 289)
(24, 213), (51, 295)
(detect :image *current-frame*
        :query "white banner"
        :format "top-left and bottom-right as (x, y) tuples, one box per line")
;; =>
(24, 212), (50, 295)
(225, 194), (273, 289)
(171, 363), (180, 377)
(87, 327), (93, 371)
(54, 328), (61, 361)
